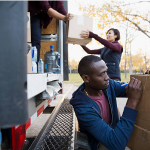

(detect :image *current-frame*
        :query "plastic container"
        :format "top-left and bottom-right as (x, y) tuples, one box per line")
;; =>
(54, 51), (61, 74)
(32, 61), (37, 73)
(38, 59), (44, 73)
(32, 46), (37, 62)
(44, 45), (61, 73)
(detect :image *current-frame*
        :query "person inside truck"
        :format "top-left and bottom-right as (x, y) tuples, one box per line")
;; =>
(80, 28), (123, 81)
(28, 1), (73, 62)
(70, 55), (142, 150)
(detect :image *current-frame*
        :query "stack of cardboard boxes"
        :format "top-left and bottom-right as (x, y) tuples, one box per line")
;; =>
(127, 75), (150, 150)
(27, 12), (32, 73)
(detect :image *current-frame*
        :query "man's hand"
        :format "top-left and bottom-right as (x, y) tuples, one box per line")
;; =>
(125, 77), (142, 109)
(80, 30), (89, 38)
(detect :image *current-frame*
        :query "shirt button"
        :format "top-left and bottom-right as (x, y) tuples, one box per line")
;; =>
(41, 10), (42, 11)
(35, 13), (37, 15)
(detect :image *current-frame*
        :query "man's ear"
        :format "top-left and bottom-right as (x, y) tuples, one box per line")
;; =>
(82, 74), (90, 83)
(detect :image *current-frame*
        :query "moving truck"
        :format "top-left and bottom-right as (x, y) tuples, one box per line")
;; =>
(0, 1), (73, 150)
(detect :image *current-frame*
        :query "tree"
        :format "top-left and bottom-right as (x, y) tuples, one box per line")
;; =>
(78, 0), (150, 75)
(120, 48), (150, 73)
(68, 59), (79, 73)
(120, 54), (130, 72)
(79, 0), (150, 38)
(122, 24), (138, 76)
(132, 49), (145, 73)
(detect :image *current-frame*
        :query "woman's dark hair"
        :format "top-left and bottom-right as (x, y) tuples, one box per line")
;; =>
(107, 28), (120, 41)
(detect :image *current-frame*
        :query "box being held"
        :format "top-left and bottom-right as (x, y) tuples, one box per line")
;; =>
(127, 74), (150, 150)
(65, 15), (93, 46)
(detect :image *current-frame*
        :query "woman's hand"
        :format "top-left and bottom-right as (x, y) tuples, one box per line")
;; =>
(64, 13), (74, 22)
(47, 8), (73, 22)
(80, 30), (89, 39)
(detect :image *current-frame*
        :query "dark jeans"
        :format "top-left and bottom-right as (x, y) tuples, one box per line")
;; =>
(31, 14), (41, 62)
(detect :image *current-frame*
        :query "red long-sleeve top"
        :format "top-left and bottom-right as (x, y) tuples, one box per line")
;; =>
(82, 32), (122, 54)
(28, 1), (67, 29)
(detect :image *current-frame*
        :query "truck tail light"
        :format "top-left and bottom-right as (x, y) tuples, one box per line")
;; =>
(12, 124), (26, 150)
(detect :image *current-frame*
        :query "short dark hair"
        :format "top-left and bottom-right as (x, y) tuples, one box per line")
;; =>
(107, 28), (120, 41)
(78, 55), (102, 77)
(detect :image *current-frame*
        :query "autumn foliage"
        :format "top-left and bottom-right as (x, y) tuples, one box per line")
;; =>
(79, 0), (150, 38)
(77, 0), (150, 74)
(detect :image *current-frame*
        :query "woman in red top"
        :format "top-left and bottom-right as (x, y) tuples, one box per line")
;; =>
(80, 28), (123, 81)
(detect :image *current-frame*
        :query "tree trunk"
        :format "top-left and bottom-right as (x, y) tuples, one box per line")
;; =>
(129, 42), (133, 75)
(124, 24), (128, 79)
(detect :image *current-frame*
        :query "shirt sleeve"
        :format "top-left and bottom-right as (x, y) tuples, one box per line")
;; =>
(81, 46), (101, 54)
(75, 106), (137, 150)
(55, 1), (67, 16)
(111, 80), (127, 97)
(38, 1), (51, 13)
(89, 32), (123, 54)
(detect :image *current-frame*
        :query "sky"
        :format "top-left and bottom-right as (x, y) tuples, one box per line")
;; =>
(67, 0), (150, 62)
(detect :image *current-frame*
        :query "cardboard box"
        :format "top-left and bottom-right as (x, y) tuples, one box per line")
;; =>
(41, 18), (57, 34)
(65, 15), (93, 46)
(27, 43), (32, 73)
(127, 75), (150, 150)
(27, 12), (31, 43)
